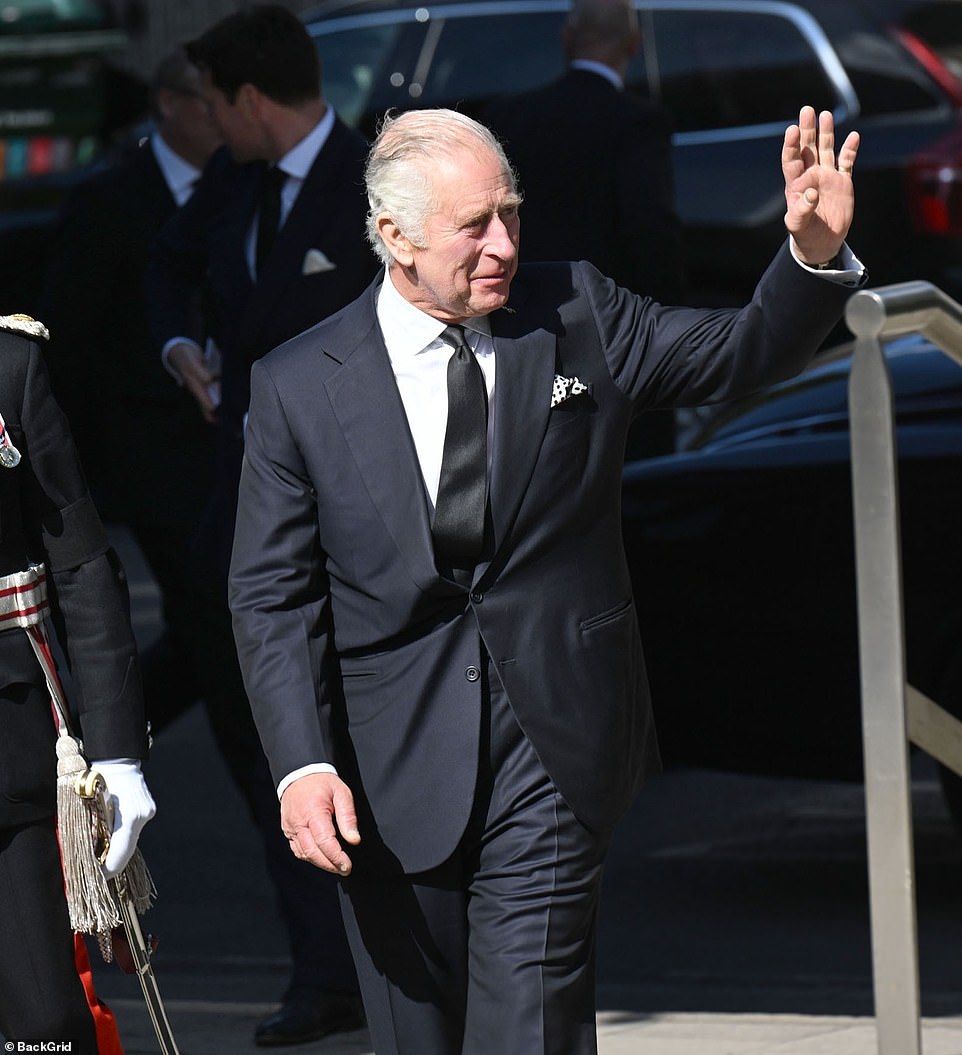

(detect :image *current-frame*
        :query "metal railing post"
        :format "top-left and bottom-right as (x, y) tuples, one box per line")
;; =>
(846, 286), (927, 1055)
(829, 280), (962, 1052)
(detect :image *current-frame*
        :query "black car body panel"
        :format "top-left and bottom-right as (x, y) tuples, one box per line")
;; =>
(620, 335), (962, 779)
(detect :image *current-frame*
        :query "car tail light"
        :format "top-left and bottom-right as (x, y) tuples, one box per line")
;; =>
(893, 26), (962, 108)
(907, 122), (962, 237)
(897, 27), (962, 237)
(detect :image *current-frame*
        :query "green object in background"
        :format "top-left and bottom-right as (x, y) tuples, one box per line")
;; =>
(0, 1), (115, 33)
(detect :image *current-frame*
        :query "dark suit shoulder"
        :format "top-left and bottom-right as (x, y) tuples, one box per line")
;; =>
(328, 114), (370, 159)
(54, 141), (172, 244)
(508, 260), (607, 316)
(196, 143), (257, 192)
(69, 139), (156, 200)
(488, 69), (669, 141)
(115, 138), (171, 197)
(264, 276), (381, 369)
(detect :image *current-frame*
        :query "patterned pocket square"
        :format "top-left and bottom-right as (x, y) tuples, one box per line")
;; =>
(302, 248), (337, 275)
(551, 374), (590, 408)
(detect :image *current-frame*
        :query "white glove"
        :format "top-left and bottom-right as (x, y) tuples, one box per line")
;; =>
(90, 759), (157, 879)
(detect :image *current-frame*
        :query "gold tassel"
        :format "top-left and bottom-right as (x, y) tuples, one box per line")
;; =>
(56, 734), (120, 937)
(121, 847), (157, 915)
(56, 735), (156, 959)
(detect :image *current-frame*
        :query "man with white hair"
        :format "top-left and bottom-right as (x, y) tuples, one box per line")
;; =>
(229, 105), (863, 1052)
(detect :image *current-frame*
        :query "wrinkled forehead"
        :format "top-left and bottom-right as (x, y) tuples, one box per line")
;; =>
(424, 146), (518, 215)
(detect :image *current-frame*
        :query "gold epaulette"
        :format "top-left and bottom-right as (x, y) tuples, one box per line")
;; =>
(0, 314), (49, 341)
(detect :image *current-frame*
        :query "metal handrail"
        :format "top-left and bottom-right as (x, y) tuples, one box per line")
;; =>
(844, 280), (962, 1055)
(846, 279), (962, 364)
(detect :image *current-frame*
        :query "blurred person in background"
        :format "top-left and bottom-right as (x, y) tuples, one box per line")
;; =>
(40, 48), (221, 734)
(485, 0), (687, 453)
(145, 5), (375, 1045)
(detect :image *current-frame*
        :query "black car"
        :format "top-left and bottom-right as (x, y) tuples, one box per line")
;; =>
(619, 333), (962, 821)
(876, 0), (962, 78)
(303, 0), (962, 306)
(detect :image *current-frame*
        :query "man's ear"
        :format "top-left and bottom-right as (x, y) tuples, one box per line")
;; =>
(376, 214), (416, 267)
(236, 82), (260, 115)
(154, 86), (177, 124)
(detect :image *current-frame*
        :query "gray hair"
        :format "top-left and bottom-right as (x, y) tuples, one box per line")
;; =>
(364, 108), (517, 266)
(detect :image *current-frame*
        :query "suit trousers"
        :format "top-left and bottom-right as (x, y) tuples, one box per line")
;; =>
(0, 819), (99, 1052)
(339, 650), (610, 1054)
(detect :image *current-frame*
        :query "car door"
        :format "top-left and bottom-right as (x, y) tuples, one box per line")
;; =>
(410, 6), (569, 121)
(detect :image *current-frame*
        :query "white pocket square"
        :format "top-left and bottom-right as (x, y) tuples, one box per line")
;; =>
(551, 374), (590, 408)
(302, 248), (337, 275)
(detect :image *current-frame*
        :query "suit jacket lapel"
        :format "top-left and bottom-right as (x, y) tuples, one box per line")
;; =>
(224, 166), (260, 302)
(322, 277), (559, 589)
(487, 299), (557, 558)
(323, 291), (449, 594)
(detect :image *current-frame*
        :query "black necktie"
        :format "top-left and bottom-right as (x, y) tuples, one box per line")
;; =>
(255, 165), (286, 275)
(432, 324), (488, 569)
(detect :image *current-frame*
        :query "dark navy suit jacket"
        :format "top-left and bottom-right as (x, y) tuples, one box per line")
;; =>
(229, 246), (854, 874)
(41, 138), (215, 525)
(147, 117), (377, 569)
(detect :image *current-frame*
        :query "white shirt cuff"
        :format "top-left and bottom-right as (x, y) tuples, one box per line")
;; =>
(277, 763), (338, 800)
(161, 336), (202, 383)
(790, 239), (866, 287)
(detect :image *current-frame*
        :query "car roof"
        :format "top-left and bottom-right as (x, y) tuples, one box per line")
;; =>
(302, 0), (883, 16)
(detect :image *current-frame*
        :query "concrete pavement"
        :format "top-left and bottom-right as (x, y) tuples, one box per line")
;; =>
(87, 993), (962, 1054)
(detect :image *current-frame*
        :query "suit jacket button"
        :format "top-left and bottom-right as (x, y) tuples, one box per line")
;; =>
(470, 590), (483, 604)
(465, 665), (481, 682)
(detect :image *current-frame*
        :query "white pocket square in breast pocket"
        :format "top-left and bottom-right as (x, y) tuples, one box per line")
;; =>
(551, 374), (590, 408)
(302, 248), (337, 275)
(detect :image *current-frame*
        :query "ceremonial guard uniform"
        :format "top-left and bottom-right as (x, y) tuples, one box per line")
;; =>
(0, 316), (149, 1053)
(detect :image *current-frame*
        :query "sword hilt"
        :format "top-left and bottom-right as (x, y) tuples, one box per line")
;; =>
(74, 768), (112, 865)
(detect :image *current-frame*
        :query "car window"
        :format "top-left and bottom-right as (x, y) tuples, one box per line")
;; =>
(824, 19), (947, 115)
(312, 19), (420, 131)
(650, 9), (838, 132)
(770, 0), (949, 116)
(417, 13), (569, 114)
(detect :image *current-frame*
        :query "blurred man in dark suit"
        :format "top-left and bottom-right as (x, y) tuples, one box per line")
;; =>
(145, 6), (375, 1045)
(485, 0), (687, 452)
(40, 48), (221, 734)
(485, 0), (686, 304)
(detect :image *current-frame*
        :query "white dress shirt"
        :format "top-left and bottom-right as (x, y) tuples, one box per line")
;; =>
(376, 267), (496, 506)
(569, 58), (624, 90)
